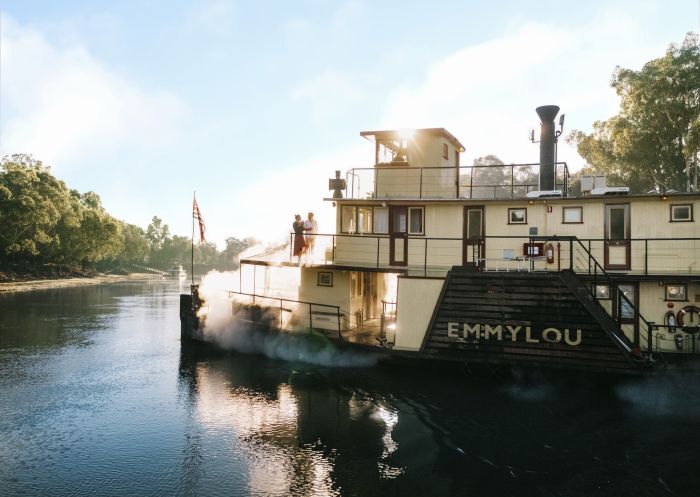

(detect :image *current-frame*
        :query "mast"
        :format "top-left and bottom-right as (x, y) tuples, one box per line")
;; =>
(191, 191), (195, 286)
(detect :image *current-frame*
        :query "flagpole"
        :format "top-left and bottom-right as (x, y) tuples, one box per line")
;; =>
(191, 191), (195, 287)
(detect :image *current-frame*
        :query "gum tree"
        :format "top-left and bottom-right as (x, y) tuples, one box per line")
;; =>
(568, 33), (700, 192)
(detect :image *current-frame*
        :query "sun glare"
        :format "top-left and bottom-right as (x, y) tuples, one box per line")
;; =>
(397, 128), (415, 141)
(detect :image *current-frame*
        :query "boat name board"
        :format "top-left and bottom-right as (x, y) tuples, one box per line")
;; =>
(446, 322), (582, 346)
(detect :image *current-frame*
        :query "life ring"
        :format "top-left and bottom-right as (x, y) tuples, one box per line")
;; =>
(676, 305), (700, 327)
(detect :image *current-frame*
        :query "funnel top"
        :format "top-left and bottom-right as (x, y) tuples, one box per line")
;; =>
(536, 105), (560, 122)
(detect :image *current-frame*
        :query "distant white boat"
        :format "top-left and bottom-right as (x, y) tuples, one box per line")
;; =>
(167, 265), (187, 280)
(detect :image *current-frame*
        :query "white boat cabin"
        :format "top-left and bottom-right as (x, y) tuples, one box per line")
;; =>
(238, 123), (700, 362)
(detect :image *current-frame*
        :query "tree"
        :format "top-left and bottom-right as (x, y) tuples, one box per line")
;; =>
(146, 216), (170, 250)
(0, 154), (72, 258)
(121, 223), (149, 265)
(568, 33), (700, 193)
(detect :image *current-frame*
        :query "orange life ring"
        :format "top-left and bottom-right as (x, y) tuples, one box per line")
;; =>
(676, 306), (700, 327)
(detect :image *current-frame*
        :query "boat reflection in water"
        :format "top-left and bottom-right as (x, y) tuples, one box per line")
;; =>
(177, 344), (700, 497)
(177, 345), (410, 497)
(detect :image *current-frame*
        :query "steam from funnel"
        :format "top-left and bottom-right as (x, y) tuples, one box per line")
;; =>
(536, 105), (560, 191)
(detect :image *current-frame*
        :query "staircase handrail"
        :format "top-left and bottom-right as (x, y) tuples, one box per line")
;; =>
(569, 237), (662, 363)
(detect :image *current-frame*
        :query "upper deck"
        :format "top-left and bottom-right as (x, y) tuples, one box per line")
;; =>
(242, 123), (700, 279)
(342, 161), (570, 200)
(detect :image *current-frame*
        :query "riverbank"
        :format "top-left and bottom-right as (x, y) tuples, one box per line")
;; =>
(0, 273), (162, 293)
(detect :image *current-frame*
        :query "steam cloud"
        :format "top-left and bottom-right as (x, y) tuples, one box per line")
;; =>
(195, 244), (381, 368)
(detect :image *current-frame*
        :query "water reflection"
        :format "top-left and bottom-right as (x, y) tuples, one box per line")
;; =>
(1, 282), (699, 497)
(178, 344), (700, 497)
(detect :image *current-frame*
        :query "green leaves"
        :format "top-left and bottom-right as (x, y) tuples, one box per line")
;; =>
(569, 33), (700, 193)
(0, 154), (255, 272)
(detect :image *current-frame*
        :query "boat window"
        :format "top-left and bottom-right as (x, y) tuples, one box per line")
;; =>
(408, 207), (424, 234)
(608, 207), (626, 240)
(508, 208), (527, 224)
(595, 285), (610, 299)
(392, 210), (407, 233)
(341, 206), (356, 233)
(665, 284), (687, 301)
(562, 206), (583, 223)
(373, 207), (388, 233)
(670, 204), (693, 222)
(466, 209), (483, 239)
(358, 207), (372, 234)
(618, 284), (635, 319)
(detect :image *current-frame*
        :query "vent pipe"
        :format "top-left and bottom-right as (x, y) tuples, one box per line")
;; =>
(535, 105), (560, 191)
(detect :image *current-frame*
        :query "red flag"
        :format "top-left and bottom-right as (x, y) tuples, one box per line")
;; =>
(193, 198), (206, 243)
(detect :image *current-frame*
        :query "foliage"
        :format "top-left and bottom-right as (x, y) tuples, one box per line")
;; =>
(0, 155), (70, 257)
(146, 216), (170, 250)
(568, 33), (700, 192)
(0, 154), (254, 275)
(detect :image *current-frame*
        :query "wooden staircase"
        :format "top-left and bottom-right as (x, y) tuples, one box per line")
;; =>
(422, 268), (644, 374)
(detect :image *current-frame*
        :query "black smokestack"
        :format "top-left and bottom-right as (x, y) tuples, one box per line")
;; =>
(536, 105), (560, 191)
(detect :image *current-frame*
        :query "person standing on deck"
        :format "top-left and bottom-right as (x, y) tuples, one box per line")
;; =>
(304, 212), (318, 254)
(292, 214), (306, 264)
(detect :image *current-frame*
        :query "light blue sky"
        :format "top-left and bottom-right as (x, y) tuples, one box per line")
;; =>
(1, 1), (699, 246)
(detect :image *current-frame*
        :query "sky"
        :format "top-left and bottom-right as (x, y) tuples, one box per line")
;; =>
(1, 0), (699, 247)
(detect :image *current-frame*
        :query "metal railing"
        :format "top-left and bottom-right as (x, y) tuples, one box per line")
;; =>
(227, 290), (344, 339)
(379, 300), (396, 346)
(285, 233), (700, 278)
(344, 162), (570, 200)
(226, 290), (394, 347)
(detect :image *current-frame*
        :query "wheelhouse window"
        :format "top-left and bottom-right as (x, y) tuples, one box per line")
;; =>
(562, 206), (583, 224)
(508, 208), (527, 224)
(341, 206), (356, 233)
(373, 207), (388, 233)
(408, 207), (424, 234)
(665, 284), (687, 301)
(670, 204), (693, 222)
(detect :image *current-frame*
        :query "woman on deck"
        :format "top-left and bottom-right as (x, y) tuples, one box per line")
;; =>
(292, 214), (305, 263)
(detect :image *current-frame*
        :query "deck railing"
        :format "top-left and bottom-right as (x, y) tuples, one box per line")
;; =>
(344, 162), (570, 200)
(290, 233), (700, 278)
(227, 290), (344, 339)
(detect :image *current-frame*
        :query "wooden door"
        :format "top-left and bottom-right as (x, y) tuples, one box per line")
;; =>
(463, 206), (484, 267)
(604, 204), (630, 270)
(390, 206), (408, 266)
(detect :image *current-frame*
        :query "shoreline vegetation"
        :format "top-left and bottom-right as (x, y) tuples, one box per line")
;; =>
(0, 272), (161, 293)
(1, 154), (256, 281)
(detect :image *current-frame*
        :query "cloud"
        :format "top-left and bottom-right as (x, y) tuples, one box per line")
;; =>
(0, 16), (188, 170)
(291, 70), (365, 123)
(212, 143), (367, 244)
(380, 13), (669, 170)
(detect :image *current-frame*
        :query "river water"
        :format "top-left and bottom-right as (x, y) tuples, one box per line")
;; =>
(1, 281), (699, 497)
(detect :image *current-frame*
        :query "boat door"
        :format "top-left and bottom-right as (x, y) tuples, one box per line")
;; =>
(613, 282), (639, 347)
(604, 204), (630, 270)
(389, 206), (408, 266)
(463, 206), (484, 267)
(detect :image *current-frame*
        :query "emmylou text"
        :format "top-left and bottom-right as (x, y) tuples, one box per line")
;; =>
(446, 322), (582, 346)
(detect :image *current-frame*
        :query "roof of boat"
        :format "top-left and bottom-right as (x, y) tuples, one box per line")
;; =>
(360, 128), (465, 152)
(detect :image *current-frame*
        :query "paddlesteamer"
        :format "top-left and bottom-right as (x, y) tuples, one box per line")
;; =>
(182, 105), (700, 374)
